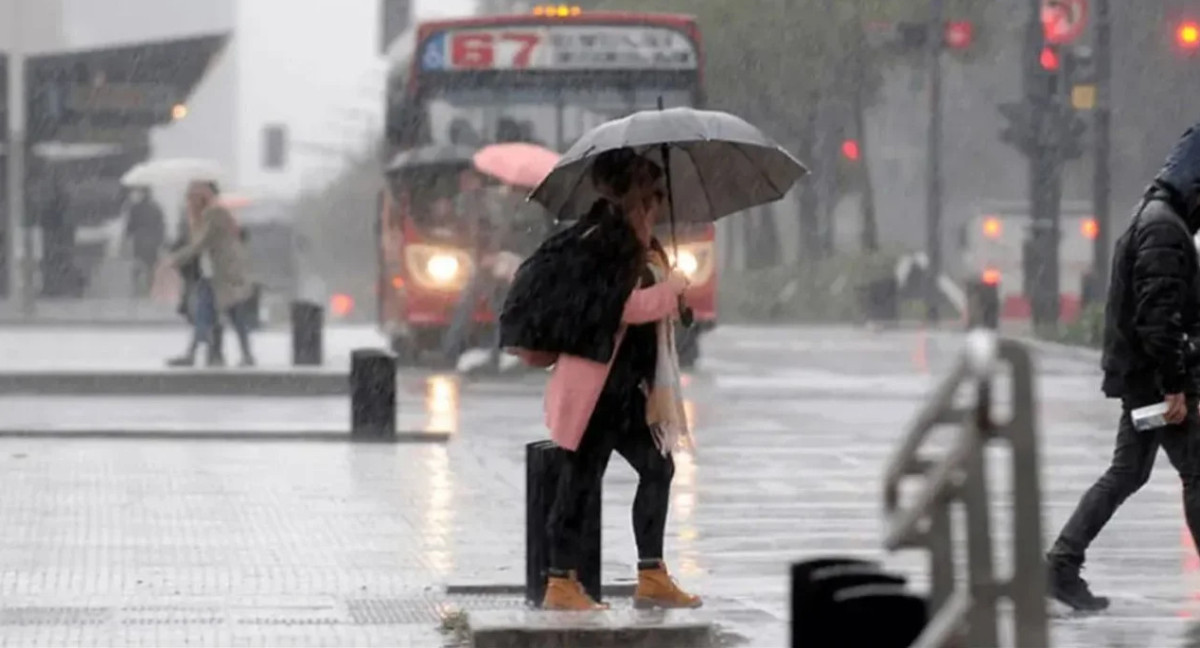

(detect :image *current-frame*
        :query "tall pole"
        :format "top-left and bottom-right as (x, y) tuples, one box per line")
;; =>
(6, 0), (33, 317)
(925, 0), (944, 323)
(1027, 0), (1061, 332)
(1091, 0), (1111, 297)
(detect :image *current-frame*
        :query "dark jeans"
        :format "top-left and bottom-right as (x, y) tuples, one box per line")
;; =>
(190, 280), (254, 362)
(1049, 400), (1200, 565)
(547, 389), (675, 571)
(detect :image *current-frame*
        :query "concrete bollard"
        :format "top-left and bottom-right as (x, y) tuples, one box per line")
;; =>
(291, 300), (324, 366)
(350, 349), (396, 439)
(966, 279), (1000, 330)
(525, 440), (601, 606)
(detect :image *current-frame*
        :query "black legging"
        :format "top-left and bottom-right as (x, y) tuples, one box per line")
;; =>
(547, 388), (675, 571)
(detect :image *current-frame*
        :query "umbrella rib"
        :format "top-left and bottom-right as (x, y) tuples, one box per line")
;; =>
(683, 144), (720, 221)
(730, 142), (785, 198)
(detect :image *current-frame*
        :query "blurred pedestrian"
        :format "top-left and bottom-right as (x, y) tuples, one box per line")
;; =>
(1046, 123), (1200, 612)
(125, 188), (166, 297)
(166, 181), (256, 367)
(499, 149), (699, 611)
(166, 207), (223, 365)
(442, 173), (511, 369)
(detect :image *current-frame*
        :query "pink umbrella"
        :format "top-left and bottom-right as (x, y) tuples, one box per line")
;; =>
(473, 142), (561, 189)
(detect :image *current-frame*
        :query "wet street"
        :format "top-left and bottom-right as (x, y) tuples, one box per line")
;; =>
(0, 324), (1195, 647)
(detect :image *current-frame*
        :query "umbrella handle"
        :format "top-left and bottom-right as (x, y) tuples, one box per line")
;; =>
(656, 97), (691, 329)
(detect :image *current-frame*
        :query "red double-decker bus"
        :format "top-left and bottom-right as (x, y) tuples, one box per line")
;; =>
(379, 5), (715, 365)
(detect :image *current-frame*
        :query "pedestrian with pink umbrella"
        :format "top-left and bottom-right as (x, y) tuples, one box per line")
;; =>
(442, 142), (562, 372)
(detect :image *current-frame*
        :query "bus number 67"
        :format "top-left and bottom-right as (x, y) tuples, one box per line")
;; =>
(450, 32), (542, 69)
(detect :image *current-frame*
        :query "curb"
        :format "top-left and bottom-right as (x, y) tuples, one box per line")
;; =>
(466, 608), (714, 648)
(446, 582), (637, 598)
(0, 371), (348, 397)
(0, 429), (452, 443)
(1014, 336), (1102, 364)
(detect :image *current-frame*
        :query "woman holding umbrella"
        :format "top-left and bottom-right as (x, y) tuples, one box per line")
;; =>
(502, 148), (698, 611)
(503, 106), (807, 612)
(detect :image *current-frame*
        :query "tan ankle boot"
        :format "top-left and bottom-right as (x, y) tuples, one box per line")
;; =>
(634, 564), (703, 609)
(542, 572), (609, 611)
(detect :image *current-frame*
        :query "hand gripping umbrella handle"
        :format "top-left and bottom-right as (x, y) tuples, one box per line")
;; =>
(679, 301), (695, 328)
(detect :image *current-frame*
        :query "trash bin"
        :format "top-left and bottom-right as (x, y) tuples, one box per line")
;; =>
(525, 440), (601, 606)
(350, 349), (396, 439)
(291, 300), (323, 366)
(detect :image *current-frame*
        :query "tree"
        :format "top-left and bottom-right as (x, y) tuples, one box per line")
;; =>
(596, 0), (991, 260)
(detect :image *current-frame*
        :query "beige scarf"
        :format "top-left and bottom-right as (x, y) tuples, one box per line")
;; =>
(644, 255), (693, 457)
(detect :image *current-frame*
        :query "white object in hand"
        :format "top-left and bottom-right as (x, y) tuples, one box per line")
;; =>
(1132, 402), (1171, 431)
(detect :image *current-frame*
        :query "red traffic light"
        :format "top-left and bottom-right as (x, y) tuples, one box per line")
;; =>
(840, 139), (861, 161)
(1178, 21), (1200, 49)
(944, 20), (973, 50)
(1040, 46), (1060, 71)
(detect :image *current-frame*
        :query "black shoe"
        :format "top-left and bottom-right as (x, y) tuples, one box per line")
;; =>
(1047, 557), (1110, 612)
(166, 356), (195, 368)
(206, 354), (227, 368)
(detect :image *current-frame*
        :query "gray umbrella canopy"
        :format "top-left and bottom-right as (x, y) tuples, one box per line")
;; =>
(385, 144), (477, 175)
(529, 107), (808, 222)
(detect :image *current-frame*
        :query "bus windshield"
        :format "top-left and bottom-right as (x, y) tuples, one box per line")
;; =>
(424, 85), (693, 151)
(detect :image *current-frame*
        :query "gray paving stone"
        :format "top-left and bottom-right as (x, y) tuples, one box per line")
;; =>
(0, 325), (1192, 646)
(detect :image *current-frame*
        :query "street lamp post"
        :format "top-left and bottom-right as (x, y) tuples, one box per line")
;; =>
(925, 0), (945, 323)
(6, 0), (34, 317)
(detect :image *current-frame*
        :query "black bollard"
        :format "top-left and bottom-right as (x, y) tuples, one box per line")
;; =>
(291, 300), (324, 366)
(829, 586), (927, 647)
(791, 558), (881, 647)
(526, 440), (601, 606)
(350, 349), (396, 439)
(797, 568), (909, 646)
(966, 279), (1000, 330)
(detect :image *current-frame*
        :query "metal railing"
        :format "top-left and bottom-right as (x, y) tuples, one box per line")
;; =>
(881, 330), (1048, 648)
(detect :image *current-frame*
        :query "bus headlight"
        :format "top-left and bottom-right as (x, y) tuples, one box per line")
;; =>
(667, 242), (714, 285)
(426, 254), (461, 283)
(674, 250), (700, 278)
(404, 244), (472, 290)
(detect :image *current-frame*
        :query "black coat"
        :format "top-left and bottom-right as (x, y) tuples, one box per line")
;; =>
(499, 199), (648, 364)
(1102, 124), (1200, 403)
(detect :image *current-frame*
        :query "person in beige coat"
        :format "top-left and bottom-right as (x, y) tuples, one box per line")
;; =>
(167, 181), (256, 367)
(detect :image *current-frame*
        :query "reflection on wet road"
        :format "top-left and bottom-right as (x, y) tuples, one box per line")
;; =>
(0, 325), (1194, 646)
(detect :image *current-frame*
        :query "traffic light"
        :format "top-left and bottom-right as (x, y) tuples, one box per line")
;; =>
(1040, 46), (1061, 71)
(840, 139), (861, 161)
(982, 216), (1002, 239)
(1081, 218), (1099, 240)
(1177, 20), (1200, 51)
(944, 20), (974, 51)
(891, 20), (975, 51)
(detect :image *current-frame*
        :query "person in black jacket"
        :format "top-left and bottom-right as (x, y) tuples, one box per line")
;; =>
(1046, 123), (1200, 612)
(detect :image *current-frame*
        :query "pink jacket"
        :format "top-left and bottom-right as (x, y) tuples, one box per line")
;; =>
(544, 282), (679, 451)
